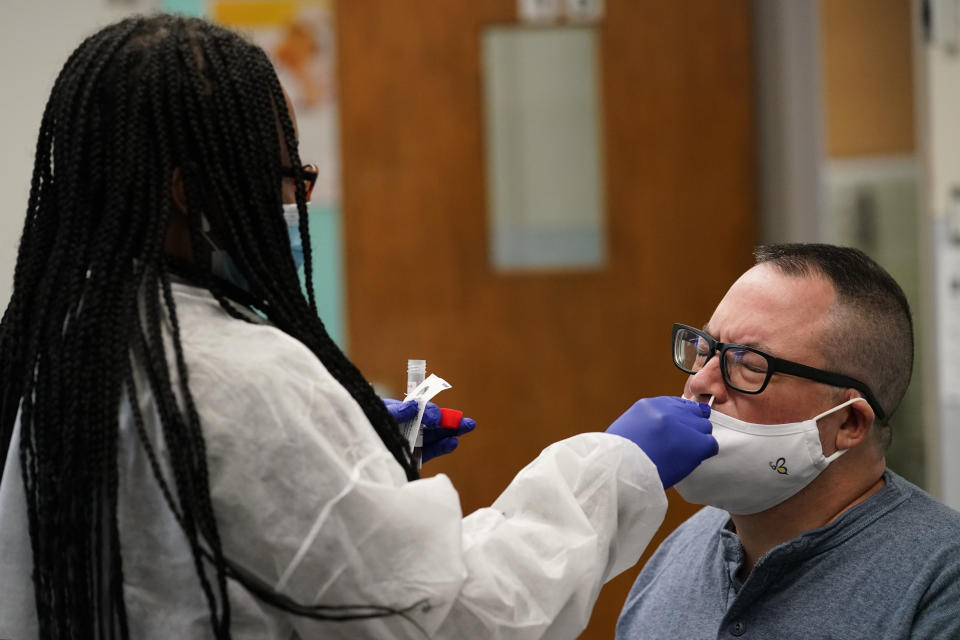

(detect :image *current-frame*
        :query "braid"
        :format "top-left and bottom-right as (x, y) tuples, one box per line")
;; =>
(0, 14), (420, 639)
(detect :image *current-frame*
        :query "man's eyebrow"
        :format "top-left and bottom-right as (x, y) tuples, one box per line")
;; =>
(702, 323), (776, 354)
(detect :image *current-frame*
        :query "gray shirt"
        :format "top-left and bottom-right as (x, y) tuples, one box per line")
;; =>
(616, 470), (960, 640)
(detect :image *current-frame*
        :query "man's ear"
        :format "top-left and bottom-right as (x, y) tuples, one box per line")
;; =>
(171, 167), (188, 215)
(835, 392), (875, 450)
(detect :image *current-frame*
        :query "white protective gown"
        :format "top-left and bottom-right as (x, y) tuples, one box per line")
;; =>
(0, 282), (667, 639)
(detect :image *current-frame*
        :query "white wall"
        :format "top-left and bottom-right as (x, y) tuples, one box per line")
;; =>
(0, 0), (154, 309)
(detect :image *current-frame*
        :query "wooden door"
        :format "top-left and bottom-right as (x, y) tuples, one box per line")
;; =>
(337, 2), (755, 637)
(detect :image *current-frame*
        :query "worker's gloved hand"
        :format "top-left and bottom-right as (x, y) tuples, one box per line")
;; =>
(605, 396), (717, 489)
(382, 399), (477, 464)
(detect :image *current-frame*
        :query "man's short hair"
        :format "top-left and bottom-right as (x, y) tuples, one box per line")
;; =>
(753, 244), (913, 445)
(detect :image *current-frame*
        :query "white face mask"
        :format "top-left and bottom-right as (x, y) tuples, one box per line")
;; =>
(675, 397), (866, 515)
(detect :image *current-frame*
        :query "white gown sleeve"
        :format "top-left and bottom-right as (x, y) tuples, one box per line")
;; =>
(177, 313), (668, 640)
(439, 433), (667, 639)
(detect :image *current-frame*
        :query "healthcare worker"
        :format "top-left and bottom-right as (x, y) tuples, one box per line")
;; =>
(0, 14), (717, 640)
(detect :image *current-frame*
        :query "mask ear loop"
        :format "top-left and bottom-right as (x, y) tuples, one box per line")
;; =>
(812, 396), (866, 422)
(199, 213), (222, 252)
(814, 397), (867, 463)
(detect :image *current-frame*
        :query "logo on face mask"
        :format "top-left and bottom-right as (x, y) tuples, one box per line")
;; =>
(769, 457), (789, 475)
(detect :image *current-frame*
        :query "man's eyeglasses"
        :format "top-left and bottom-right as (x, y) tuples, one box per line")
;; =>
(671, 323), (886, 420)
(280, 163), (319, 201)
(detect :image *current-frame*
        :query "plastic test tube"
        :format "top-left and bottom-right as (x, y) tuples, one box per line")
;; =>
(407, 359), (426, 467)
(407, 359), (426, 396)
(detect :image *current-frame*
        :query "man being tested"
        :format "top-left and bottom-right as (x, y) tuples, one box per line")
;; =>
(616, 244), (960, 639)
(0, 14), (718, 640)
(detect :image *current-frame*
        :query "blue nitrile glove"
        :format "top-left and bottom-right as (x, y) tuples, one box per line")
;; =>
(382, 399), (477, 464)
(605, 396), (717, 489)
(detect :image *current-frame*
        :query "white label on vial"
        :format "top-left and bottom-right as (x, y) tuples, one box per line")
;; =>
(399, 374), (452, 450)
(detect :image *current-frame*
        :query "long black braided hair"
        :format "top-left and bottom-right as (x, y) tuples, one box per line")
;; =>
(0, 14), (419, 639)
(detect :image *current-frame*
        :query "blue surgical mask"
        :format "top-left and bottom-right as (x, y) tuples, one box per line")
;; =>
(283, 203), (305, 272)
(209, 248), (250, 291)
(203, 206), (305, 291)
(202, 214), (250, 291)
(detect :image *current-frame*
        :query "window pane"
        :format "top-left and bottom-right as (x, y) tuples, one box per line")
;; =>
(481, 26), (606, 271)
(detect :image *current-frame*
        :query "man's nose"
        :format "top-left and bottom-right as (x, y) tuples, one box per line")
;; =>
(687, 355), (726, 404)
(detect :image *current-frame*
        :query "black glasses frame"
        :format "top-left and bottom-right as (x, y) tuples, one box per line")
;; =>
(671, 323), (886, 420)
(280, 163), (319, 199)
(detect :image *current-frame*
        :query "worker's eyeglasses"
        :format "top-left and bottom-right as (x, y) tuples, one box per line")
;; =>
(671, 323), (886, 420)
(280, 163), (319, 201)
